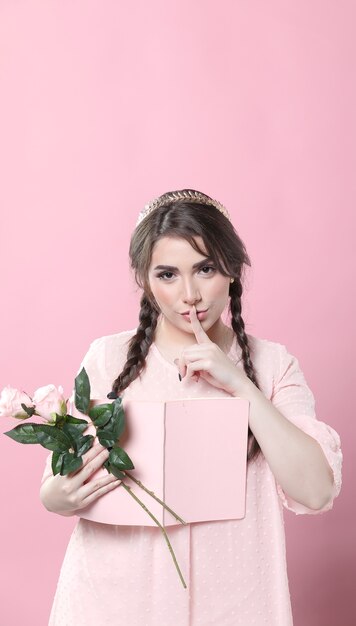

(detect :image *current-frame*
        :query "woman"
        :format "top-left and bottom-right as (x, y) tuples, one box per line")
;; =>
(40, 189), (342, 625)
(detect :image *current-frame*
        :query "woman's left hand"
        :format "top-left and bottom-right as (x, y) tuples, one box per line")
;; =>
(174, 305), (249, 395)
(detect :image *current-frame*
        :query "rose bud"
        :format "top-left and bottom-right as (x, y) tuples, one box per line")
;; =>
(32, 384), (67, 422)
(0, 386), (34, 419)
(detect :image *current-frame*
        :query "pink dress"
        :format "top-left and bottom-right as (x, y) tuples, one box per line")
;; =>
(41, 329), (342, 626)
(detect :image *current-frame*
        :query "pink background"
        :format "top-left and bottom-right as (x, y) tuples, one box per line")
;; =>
(0, 2), (354, 624)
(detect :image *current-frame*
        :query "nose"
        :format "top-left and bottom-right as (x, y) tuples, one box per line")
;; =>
(181, 276), (202, 305)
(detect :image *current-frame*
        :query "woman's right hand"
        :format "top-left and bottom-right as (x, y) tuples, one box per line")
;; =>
(39, 442), (122, 516)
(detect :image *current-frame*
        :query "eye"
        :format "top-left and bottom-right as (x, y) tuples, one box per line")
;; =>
(200, 265), (216, 275)
(157, 271), (175, 280)
(156, 266), (216, 281)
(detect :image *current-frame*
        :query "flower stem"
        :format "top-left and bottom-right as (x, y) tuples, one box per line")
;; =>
(122, 470), (187, 526)
(120, 481), (187, 589)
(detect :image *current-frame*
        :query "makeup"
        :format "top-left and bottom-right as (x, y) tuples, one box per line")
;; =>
(181, 310), (208, 322)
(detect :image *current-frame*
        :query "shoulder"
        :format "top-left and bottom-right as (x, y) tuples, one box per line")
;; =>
(79, 328), (137, 371)
(87, 328), (137, 352)
(245, 333), (293, 379)
(240, 333), (305, 401)
(246, 333), (286, 360)
(73, 328), (138, 394)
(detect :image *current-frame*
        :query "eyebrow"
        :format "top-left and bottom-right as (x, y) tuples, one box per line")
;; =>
(153, 256), (214, 272)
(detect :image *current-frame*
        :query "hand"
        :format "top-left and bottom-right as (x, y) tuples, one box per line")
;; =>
(39, 442), (122, 516)
(174, 305), (249, 395)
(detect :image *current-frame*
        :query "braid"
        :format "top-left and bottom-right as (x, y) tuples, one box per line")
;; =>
(109, 294), (159, 397)
(229, 279), (262, 463)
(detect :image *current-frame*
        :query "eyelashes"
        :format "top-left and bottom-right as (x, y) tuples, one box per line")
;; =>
(156, 266), (217, 281)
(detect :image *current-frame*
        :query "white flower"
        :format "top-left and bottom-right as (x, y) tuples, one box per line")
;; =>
(32, 384), (67, 422)
(0, 386), (33, 419)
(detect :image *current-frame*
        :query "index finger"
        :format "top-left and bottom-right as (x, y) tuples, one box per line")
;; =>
(189, 305), (212, 344)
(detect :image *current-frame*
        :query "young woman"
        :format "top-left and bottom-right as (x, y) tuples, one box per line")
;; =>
(40, 189), (342, 625)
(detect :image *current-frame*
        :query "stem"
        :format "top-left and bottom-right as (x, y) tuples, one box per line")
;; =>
(120, 481), (187, 589)
(122, 470), (187, 526)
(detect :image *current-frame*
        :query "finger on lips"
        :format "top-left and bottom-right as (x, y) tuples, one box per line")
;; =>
(174, 305), (206, 381)
(189, 305), (211, 344)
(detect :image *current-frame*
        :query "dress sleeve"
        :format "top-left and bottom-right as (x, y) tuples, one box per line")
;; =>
(270, 343), (343, 515)
(40, 337), (103, 486)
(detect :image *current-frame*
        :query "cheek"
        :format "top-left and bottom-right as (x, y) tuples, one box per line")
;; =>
(209, 278), (229, 299)
(152, 283), (173, 306)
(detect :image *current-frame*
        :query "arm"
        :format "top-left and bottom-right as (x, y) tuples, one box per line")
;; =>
(39, 335), (121, 516)
(233, 378), (334, 510)
(179, 307), (341, 513)
(232, 344), (342, 512)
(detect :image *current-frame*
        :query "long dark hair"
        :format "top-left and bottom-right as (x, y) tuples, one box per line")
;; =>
(109, 189), (262, 463)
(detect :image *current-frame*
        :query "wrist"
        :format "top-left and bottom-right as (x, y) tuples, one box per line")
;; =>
(230, 375), (256, 399)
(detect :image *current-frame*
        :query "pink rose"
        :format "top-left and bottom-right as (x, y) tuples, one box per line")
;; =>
(32, 384), (67, 422)
(0, 386), (34, 419)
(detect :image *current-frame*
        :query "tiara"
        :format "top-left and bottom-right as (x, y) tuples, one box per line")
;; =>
(136, 189), (231, 227)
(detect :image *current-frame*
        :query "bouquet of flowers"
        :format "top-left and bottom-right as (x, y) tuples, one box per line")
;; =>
(1, 367), (187, 588)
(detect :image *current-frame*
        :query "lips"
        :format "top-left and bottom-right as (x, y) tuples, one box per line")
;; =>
(180, 309), (208, 315)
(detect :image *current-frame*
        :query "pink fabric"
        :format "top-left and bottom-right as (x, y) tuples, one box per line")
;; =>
(41, 330), (342, 625)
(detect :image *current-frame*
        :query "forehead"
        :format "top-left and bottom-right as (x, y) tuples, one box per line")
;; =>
(150, 236), (208, 263)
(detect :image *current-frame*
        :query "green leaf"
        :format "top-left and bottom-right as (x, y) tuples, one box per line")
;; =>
(61, 423), (85, 448)
(61, 453), (83, 475)
(21, 403), (36, 417)
(91, 399), (126, 449)
(4, 423), (73, 451)
(4, 423), (41, 444)
(96, 429), (118, 448)
(111, 399), (126, 439)
(51, 451), (64, 475)
(53, 413), (66, 428)
(101, 457), (125, 480)
(74, 367), (91, 414)
(96, 404), (125, 443)
(76, 434), (94, 456)
(59, 399), (67, 415)
(107, 465), (126, 480)
(35, 425), (72, 452)
(109, 445), (135, 470)
(89, 403), (113, 428)
(65, 415), (89, 428)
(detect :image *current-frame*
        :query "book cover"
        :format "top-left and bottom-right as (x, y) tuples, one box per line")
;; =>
(74, 396), (249, 526)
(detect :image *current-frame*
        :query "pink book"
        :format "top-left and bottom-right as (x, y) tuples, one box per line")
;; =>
(72, 396), (249, 526)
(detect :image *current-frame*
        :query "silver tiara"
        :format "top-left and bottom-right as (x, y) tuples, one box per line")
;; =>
(136, 190), (231, 227)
